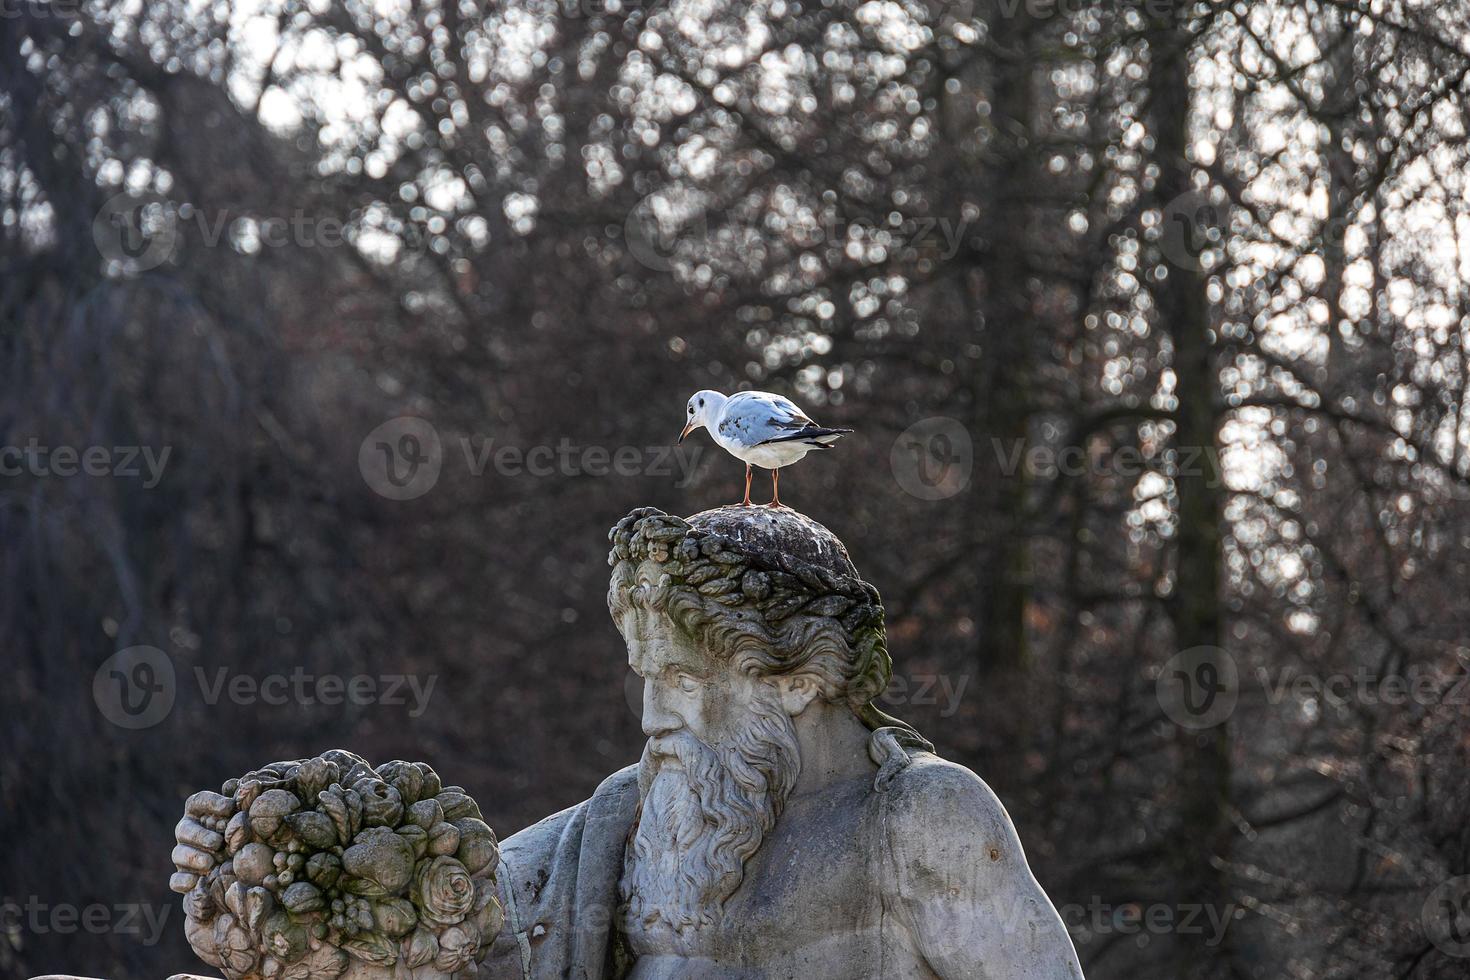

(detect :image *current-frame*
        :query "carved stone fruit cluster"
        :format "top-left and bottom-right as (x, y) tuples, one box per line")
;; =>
(171, 749), (502, 980)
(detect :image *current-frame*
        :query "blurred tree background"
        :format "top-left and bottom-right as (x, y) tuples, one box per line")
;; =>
(4, 1), (1470, 978)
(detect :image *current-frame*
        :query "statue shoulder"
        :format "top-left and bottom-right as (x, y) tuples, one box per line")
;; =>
(502, 763), (639, 853)
(592, 762), (641, 803)
(878, 753), (1030, 876)
(873, 754), (1085, 979)
(883, 752), (1012, 823)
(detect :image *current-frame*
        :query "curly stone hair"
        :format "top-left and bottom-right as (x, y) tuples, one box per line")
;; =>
(607, 506), (929, 759)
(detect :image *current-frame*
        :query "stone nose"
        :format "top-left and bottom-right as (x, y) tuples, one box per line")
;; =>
(640, 679), (682, 738)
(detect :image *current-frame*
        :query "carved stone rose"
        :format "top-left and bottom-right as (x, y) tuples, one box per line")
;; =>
(170, 749), (502, 980)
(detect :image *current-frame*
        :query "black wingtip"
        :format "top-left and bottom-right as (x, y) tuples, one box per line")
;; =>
(764, 426), (852, 445)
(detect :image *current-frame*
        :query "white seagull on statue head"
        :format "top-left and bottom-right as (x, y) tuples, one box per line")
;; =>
(678, 389), (853, 507)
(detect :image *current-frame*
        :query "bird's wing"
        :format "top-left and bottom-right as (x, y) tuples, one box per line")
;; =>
(718, 391), (827, 447)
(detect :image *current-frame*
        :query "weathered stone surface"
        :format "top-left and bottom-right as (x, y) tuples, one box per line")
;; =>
(686, 505), (860, 580)
(169, 750), (501, 980)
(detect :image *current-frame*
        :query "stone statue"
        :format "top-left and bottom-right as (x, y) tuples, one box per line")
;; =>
(480, 506), (1082, 979)
(170, 506), (1082, 980)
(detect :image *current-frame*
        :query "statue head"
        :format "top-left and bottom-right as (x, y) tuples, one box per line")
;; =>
(608, 505), (894, 727)
(606, 505), (908, 946)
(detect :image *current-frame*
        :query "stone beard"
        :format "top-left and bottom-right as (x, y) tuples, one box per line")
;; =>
(618, 677), (801, 952)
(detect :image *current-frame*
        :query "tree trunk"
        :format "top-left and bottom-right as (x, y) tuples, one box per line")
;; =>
(970, 4), (1035, 673)
(1148, 14), (1234, 976)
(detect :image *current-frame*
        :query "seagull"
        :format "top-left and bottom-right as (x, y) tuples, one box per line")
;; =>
(678, 389), (853, 507)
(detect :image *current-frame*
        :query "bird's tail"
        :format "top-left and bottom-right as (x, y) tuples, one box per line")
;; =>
(811, 427), (852, 445)
(769, 426), (852, 447)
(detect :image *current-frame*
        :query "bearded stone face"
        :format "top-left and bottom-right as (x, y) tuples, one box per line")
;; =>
(615, 563), (803, 952)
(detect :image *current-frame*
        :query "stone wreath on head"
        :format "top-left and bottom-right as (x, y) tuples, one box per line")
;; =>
(607, 506), (932, 785)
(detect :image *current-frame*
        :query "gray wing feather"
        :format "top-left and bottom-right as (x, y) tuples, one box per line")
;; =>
(719, 392), (851, 448)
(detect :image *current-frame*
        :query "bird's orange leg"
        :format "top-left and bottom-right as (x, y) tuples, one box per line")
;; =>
(769, 467), (782, 508)
(742, 464), (753, 506)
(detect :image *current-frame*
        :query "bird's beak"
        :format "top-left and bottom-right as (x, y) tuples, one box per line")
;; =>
(679, 420), (697, 443)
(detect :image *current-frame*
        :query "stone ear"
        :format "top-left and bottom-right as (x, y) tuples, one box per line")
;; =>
(772, 673), (821, 717)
